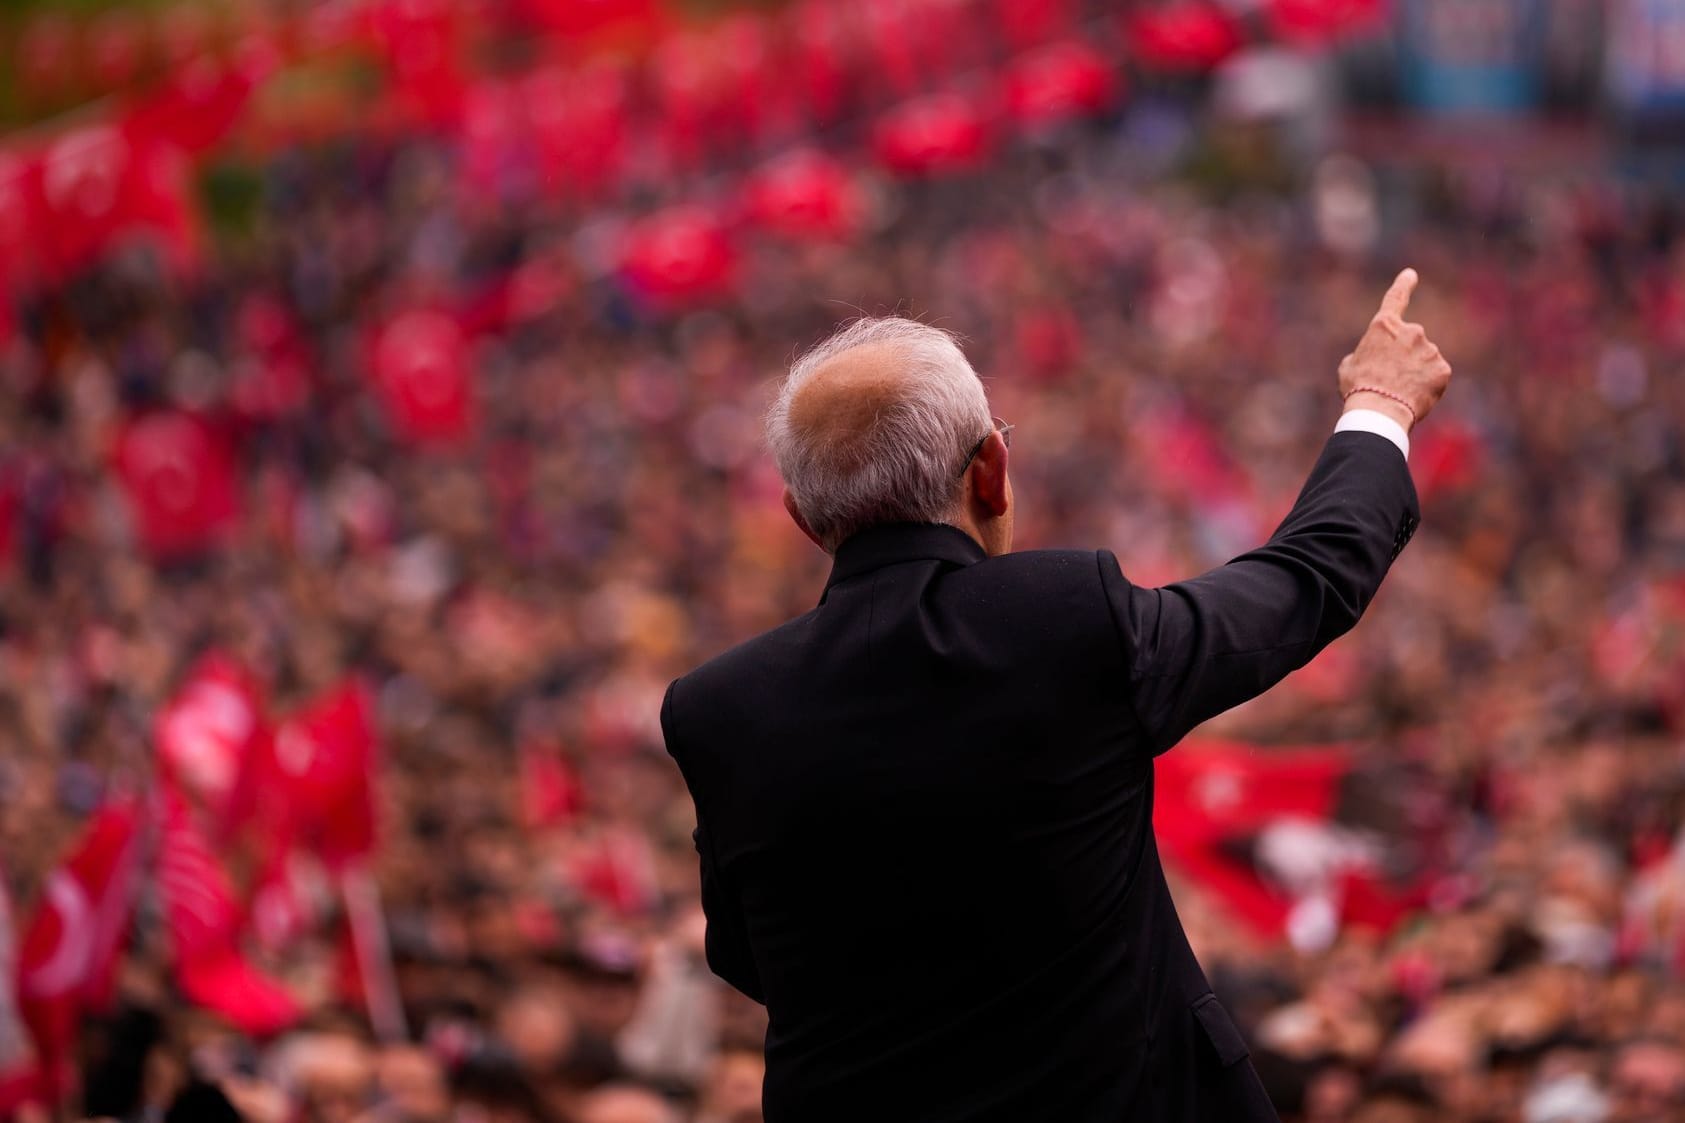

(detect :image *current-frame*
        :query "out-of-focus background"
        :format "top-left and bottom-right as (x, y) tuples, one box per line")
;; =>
(0, 1), (1682, 1121)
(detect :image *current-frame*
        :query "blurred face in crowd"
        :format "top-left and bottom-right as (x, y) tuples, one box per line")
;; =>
(1610, 1039), (1685, 1122)
(376, 1045), (451, 1123)
(288, 1033), (374, 1123)
(574, 1084), (678, 1123)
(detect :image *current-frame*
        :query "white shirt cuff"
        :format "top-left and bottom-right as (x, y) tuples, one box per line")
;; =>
(1335, 409), (1409, 460)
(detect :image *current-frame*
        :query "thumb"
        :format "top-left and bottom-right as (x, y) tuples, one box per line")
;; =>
(1378, 268), (1419, 320)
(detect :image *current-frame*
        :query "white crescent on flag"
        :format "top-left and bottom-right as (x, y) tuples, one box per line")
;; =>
(19, 872), (92, 999)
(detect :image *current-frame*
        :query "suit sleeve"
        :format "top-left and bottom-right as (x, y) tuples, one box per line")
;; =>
(661, 682), (766, 1004)
(1102, 431), (1420, 754)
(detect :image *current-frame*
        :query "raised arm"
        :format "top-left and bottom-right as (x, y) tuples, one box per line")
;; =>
(1104, 269), (1453, 754)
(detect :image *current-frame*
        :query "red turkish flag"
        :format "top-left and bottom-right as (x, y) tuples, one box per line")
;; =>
(126, 49), (270, 156)
(370, 310), (475, 445)
(371, 0), (468, 128)
(16, 798), (145, 1099)
(459, 79), (521, 196)
(1267, 0), (1387, 45)
(520, 742), (586, 828)
(620, 206), (736, 306)
(0, 152), (44, 295)
(112, 411), (241, 559)
(996, 0), (1079, 50)
(872, 92), (991, 176)
(30, 122), (201, 281)
(155, 654), (266, 831)
(573, 827), (659, 917)
(744, 149), (862, 241)
(1155, 742), (1428, 940)
(1003, 41), (1119, 130)
(519, 0), (664, 44)
(271, 679), (380, 870)
(1410, 419), (1484, 502)
(159, 799), (302, 1036)
(787, 0), (857, 125)
(247, 848), (311, 956)
(33, 125), (132, 279)
(525, 62), (630, 202)
(1124, 2), (1246, 72)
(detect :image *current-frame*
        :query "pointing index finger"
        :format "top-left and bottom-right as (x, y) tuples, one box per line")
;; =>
(1379, 268), (1419, 320)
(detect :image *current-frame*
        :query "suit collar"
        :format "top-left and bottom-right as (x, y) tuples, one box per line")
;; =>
(822, 522), (986, 596)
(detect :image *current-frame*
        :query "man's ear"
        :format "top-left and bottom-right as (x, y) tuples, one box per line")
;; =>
(783, 489), (825, 551)
(966, 431), (1010, 518)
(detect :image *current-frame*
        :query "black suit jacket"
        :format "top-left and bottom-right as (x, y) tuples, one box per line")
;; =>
(662, 432), (1419, 1121)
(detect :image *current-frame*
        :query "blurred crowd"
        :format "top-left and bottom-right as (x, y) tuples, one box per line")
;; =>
(3, 68), (1685, 1123)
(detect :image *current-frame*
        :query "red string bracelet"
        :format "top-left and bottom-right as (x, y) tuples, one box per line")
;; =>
(1342, 386), (1416, 425)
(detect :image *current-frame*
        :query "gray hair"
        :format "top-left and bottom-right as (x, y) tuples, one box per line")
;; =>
(766, 317), (991, 552)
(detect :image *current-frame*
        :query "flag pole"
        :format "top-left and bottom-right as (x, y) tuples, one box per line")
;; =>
(340, 864), (407, 1043)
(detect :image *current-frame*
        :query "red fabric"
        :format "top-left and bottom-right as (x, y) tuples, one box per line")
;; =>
(744, 149), (862, 241)
(1154, 741), (1347, 936)
(1155, 742), (1430, 939)
(158, 798), (301, 1036)
(620, 206), (736, 305)
(155, 654), (267, 832)
(1267, 0), (1387, 45)
(1124, 2), (1246, 72)
(0, 152), (44, 295)
(270, 678), (381, 870)
(872, 92), (991, 177)
(16, 799), (145, 1099)
(112, 411), (241, 560)
(787, 0), (856, 125)
(520, 0), (664, 44)
(246, 848), (309, 955)
(525, 62), (630, 203)
(1410, 419), (1484, 502)
(370, 309), (476, 445)
(30, 125), (134, 279)
(1003, 41), (1119, 130)
(126, 47), (272, 157)
(459, 79), (522, 196)
(25, 118), (201, 283)
(573, 828), (659, 917)
(520, 743), (586, 828)
(996, 0), (1079, 50)
(371, 0), (468, 129)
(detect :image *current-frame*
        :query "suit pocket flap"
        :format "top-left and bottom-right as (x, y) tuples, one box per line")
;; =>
(1191, 994), (1250, 1067)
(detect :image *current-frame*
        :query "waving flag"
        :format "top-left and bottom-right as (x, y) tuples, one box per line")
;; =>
(873, 92), (991, 176)
(159, 800), (301, 1036)
(744, 149), (863, 242)
(620, 207), (736, 306)
(1156, 742), (1427, 943)
(1003, 41), (1119, 130)
(155, 654), (267, 833)
(270, 678), (381, 870)
(370, 310), (476, 446)
(16, 799), (145, 1100)
(1124, 2), (1246, 72)
(112, 411), (241, 559)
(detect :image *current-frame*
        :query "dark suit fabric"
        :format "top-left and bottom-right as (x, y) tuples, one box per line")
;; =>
(662, 432), (1419, 1122)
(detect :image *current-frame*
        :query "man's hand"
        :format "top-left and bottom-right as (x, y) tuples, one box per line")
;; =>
(1338, 268), (1453, 432)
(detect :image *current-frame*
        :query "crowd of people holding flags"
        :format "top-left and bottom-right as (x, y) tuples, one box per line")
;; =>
(1, 0), (1685, 1120)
